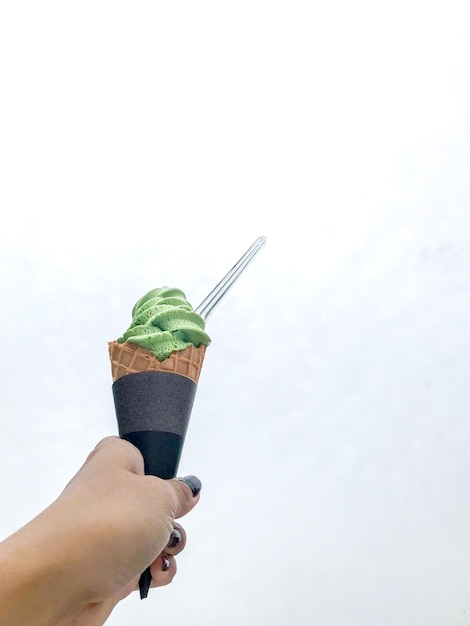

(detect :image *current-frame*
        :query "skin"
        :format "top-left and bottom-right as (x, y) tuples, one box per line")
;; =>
(0, 436), (200, 626)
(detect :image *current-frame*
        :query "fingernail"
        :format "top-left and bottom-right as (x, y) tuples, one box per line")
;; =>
(162, 557), (170, 572)
(167, 529), (181, 548)
(178, 475), (202, 497)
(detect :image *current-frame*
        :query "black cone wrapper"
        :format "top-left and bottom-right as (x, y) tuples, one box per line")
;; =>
(112, 371), (197, 478)
(111, 370), (198, 597)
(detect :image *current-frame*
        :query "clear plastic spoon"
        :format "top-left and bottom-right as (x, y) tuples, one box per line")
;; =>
(195, 236), (267, 321)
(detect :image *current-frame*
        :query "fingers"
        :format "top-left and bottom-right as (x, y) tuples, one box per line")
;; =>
(149, 553), (177, 587)
(148, 522), (187, 588)
(126, 519), (186, 592)
(165, 522), (186, 556)
(74, 439), (202, 529)
(165, 475), (202, 519)
(83, 436), (145, 476)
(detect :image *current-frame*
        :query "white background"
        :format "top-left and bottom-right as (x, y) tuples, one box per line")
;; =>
(1, 1), (470, 624)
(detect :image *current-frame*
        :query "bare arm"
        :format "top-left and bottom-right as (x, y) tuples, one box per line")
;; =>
(0, 437), (201, 626)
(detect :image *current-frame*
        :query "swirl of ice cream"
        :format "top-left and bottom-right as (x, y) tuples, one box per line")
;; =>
(118, 287), (211, 361)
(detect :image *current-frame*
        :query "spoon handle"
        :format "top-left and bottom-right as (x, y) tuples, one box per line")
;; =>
(195, 236), (267, 321)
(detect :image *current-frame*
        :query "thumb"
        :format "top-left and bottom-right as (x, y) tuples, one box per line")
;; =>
(166, 475), (202, 519)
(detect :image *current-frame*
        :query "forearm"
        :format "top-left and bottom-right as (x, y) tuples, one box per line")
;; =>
(0, 503), (91, 626)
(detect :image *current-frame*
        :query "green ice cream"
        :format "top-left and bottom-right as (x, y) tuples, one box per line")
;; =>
(118, 287), (211, 361)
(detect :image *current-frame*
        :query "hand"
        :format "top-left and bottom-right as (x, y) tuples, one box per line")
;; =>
(0, 436), (201, 626)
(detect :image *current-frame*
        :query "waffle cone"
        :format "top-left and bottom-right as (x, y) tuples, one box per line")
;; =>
(108, 341), (206, 384)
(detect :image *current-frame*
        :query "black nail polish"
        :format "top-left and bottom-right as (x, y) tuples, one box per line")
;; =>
(168, 529), (181, 548)
(162, 557), (170, 572)
(178, 475), (202, 496)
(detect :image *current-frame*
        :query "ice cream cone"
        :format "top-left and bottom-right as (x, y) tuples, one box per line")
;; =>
(108, 340), (206, 383)
(109, 340), (207, 476)
(108, 286), (211, 599)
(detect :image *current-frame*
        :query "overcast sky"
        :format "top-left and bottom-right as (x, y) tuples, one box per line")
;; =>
(1, 2), (470, 625)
